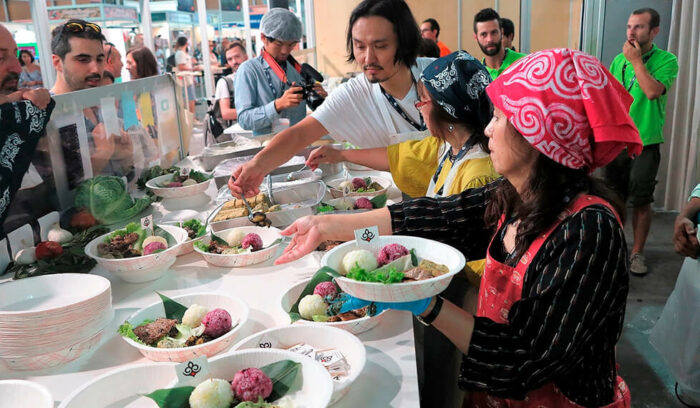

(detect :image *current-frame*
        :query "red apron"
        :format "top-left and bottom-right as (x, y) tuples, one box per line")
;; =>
(469, 195), (631, 408)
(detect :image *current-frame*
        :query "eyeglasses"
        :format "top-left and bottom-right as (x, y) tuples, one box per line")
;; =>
(414, 100), (430, 109)
(105, 42), (115, 61)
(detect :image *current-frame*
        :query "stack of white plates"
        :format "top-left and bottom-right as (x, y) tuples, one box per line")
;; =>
(0, 274), (113, 371)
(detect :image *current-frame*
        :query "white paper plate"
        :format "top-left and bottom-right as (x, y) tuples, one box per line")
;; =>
(172, 349), (333, 408)
(280, 279), (384, 335)
(0, 380), (53, 408)
(232, 325), (366, 405)
(321, 236), (466, 302)
(119, 292), (249, 362)
(58, 362), (177, 408)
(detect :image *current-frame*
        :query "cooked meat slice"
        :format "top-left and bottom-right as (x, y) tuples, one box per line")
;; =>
(338, 311), (360, 321)
(419, 260), (450, 277)
(133, 318), (178, 345)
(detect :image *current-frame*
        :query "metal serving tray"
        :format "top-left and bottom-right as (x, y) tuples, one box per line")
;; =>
(212, 155), (306, 189)
(198, 138), (264, 171)
(209, 180), (326, 230)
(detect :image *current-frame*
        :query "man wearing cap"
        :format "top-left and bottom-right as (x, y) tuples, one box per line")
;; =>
(234, 8), (325, 136)
(604, 8), (678, 276)
(230, 0), (435, 198)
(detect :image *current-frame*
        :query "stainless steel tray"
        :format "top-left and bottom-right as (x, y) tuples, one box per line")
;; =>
(210, 180), (326, 230)
(198, 138), (263, 171)
(212, 155), (306, 189)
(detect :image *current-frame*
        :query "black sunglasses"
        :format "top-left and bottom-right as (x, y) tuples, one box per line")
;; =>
(64, 20), (102, 34)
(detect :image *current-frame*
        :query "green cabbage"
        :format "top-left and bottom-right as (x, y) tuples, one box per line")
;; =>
(75, 176), (152, 225)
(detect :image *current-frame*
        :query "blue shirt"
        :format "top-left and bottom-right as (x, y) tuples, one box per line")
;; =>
(233, 55), (306, 136)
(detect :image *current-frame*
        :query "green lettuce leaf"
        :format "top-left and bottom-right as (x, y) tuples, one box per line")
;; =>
(193, 241), (210, 252)
(183, 219), (206, 238)
(117, 319), (154, 344)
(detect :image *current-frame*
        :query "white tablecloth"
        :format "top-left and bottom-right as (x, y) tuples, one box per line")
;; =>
(0, 170), (419, 408)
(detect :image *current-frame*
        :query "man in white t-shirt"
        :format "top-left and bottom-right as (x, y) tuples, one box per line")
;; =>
(174, 36), (198, 113)
(214, 42), (248, 124)
(230, 0), (434, 197)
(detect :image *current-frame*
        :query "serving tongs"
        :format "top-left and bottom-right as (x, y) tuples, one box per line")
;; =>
(241, 192), (272, 227)
(286, 164), (311, 182)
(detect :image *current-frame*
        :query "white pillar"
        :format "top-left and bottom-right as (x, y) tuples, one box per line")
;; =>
(140, 0), (154, 51)
(242, 0), (253, 58)
(31, 0), (55, 89)
(457, 0), (462, 50)
(296, 0), (303, 49)
(304, 0), (316, 66)
(196, 0), (215, 99)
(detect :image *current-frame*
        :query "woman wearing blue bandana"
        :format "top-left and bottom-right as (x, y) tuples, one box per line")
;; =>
(307, 51), (498, 199)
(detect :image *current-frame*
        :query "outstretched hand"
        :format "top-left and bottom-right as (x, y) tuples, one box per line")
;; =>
(673, 215), (700, 258)
(274, 216), (325, 264)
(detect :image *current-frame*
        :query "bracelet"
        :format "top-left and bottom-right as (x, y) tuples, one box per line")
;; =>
(416, 296), (444, 326)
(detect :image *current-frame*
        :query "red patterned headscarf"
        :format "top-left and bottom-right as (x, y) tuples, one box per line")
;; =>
(486, 48), (642, 171)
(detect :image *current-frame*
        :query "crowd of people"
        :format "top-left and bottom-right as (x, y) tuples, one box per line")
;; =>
(0, 0), (691, 405)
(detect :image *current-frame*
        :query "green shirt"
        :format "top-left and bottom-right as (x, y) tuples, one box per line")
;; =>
(609, 44), (678, 145)
(482, 48), (527, 80)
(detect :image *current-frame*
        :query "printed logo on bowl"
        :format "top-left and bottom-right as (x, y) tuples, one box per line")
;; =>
(176, 355), (211, 386)
(141, 214), (154, 235)
(256, 333), (278, 349)
(354, 225), (380, 252)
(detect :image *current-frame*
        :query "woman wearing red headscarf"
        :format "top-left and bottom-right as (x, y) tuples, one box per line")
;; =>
(276, 49), (640, 407)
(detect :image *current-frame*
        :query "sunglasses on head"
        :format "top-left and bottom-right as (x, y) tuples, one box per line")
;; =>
(63, 20), (102, 34)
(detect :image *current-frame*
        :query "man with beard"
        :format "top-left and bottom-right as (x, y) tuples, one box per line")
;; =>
(230, 0), (434, 197)
(0, 25), (50, 108)
(603, 8), (678, 276)
(234, 8), (326, 135)
(473, 8), (525, 80)
(420, 18), (451, 57)
(50, 20), (134, 177)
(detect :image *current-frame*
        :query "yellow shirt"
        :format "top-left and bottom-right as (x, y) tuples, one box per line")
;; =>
(387, 137), (500, 284)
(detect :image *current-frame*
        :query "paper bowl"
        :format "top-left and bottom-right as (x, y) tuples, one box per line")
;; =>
(58, 362), (177, 408)
(280, 279), (384, 335)
(85, 224), (188, 283)
(145, 173), (212, 199)
(321, 236), (466, 302)
(0, 380), (53, 408)
(326, 176), (391, 199)
(2, 328), (106, 371)
(171, 349), (333, 408)
(119, 292), (249, 362)
(232, 325), (366, 405)
(194, 226), (282, 267)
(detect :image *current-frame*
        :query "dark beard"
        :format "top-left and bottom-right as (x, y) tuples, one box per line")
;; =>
(479, 41), (502, 57)
(0, 72), (19, 93)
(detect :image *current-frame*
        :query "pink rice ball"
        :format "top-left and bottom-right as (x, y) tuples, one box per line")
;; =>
(201, 308), (232, 338)
(231, 367), (273, 402)
(241, 233), (263, 251)
(143, 242), (166, 255)
(351, 177), (367, 190)
(353, 197), (373, 210)
(165, 181), (183, 188)
(377, 243), (409, 266)
(313, 281), (337, 297)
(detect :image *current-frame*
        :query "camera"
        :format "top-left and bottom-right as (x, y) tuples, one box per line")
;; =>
(291, 63), (325, 111)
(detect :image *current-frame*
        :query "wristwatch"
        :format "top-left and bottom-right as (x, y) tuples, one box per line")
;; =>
(416, 296), (444, 326)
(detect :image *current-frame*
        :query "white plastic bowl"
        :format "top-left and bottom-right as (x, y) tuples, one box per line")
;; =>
(194, 226), (282, 267)
(119, 292), (249, 362)
(145, 173), (212, 199)
(326, 175), (391, 199)
(321, 235), (466, 302)
(172, 349), (333, 408)
(232, 325), (366, 405)
(0, 380), (53, 408)
(58, 362), (177, 408)
(280, 279), (385, 335)
(85, 224), (188, 283)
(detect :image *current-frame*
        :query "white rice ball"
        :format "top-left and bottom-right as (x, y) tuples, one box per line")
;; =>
(182, 304), (209, 327)
(224, 229), (247, 247)
(341, 249), (378, 275)
(189, 378), (234, 408)
(298, 294), (329, 320)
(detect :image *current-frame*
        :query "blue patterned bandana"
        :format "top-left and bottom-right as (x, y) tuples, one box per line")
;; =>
(420, 51), (493, 130)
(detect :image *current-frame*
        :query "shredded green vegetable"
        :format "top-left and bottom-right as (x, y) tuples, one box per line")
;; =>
(347, 263), (404, 284)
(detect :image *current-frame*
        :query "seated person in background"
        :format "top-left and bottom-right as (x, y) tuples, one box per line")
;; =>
(234, 8), (326, 136)
(417, 38), (440, 58)
(49, 20), (134, 178)
(215, 42), (248, 124)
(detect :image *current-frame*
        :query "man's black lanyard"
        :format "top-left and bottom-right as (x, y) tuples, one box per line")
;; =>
(263, 67), (282, 98)
(379, 79), (426, 132)
(431, 138), (478, 196)
(622, 49), (655, 92)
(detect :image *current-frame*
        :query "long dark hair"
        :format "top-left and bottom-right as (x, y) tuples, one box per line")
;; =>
(127, 47), (159, 79)
(427, 96), (490, 153)
(484, 154), (625, 262)
(346, 0), (420, 68)
(18, 50), (34, 66)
